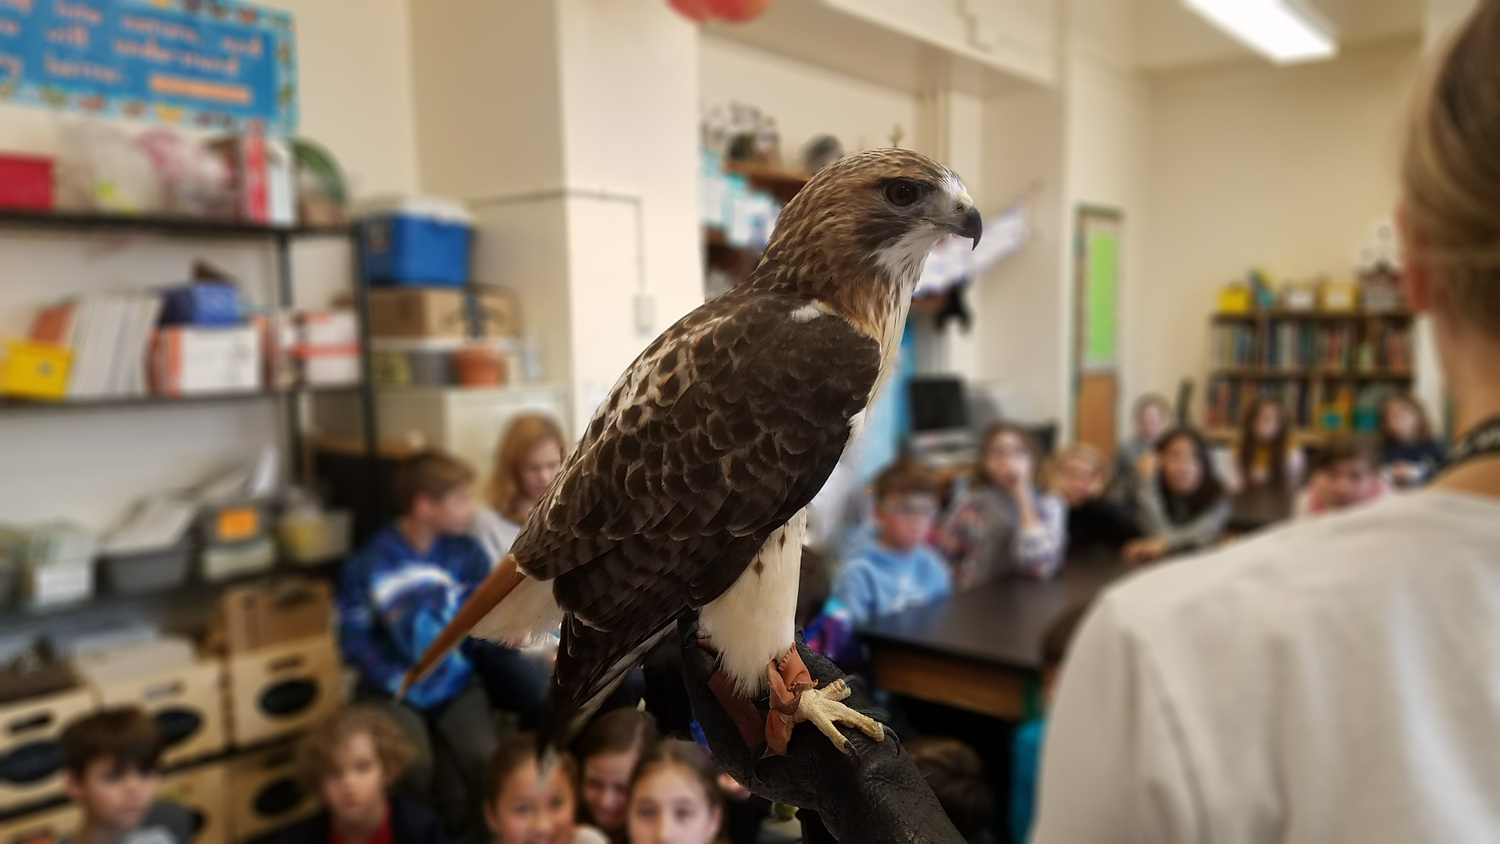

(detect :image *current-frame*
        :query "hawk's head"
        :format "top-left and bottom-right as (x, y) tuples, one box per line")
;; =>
(759, 148), (982, 293)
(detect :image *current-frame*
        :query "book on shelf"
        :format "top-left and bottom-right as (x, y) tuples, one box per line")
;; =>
(28, 293), (164, 399)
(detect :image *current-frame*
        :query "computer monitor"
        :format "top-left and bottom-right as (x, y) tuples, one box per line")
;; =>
(909, 377), (969, 434)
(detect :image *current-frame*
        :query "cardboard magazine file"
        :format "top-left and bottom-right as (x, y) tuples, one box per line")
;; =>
(162, 761), (229, 844)
(0, 802), (82, 844)
(0, 686), (95, 812)
(225, 635), (340, 746)
(213, 579), (332, 656)
(91, 659), (227, 767)
(226, 742), (316, 842)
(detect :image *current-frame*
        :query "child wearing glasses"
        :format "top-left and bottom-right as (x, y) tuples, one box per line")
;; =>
(831, 461), (953, 624)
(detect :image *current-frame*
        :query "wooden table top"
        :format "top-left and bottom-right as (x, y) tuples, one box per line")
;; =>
(857, 549), (1128, 672)
(1230, 484), (1294, 533)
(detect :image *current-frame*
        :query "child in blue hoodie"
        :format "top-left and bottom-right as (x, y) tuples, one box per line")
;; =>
(832, 461), (952, 625)
(338, 449), (499, 830)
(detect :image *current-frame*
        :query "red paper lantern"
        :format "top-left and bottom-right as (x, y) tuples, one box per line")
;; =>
(706, 0), (772, 23)
(667, 0), (715, 22)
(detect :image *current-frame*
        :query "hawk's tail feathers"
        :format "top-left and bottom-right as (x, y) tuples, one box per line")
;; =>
(397, 554), (526, 702)
(537, 620), (675, 759)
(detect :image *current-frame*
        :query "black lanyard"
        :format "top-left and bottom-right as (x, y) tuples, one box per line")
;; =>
(1437, 416), (1500, 477)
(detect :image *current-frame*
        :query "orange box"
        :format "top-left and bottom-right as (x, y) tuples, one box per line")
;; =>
(225, 636), (340, 746)
(161, 762), (228, 844)
(225, 743), (316, 842)
(0, 687), (96, 812)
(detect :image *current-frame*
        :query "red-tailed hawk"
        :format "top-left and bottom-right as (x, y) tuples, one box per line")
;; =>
(404, 148), (981, 755)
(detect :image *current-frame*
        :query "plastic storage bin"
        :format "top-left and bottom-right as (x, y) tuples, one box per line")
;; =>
(0, 339), (72, 401)
(277, 510), (351, 564)
(159, 282), (244, 327)
(201, 536), (276, 582)
(358, 196), (473, 286)
(371, 339), (458, 387)
(0, 154), (53, 211)
(100, 542), (191, 595)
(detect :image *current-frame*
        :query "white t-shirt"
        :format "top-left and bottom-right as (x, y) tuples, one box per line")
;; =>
(470, 505), (522, 565)
(1033, 490), (1500, 844)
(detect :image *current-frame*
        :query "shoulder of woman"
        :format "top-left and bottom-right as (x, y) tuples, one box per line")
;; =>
(573, 825), (610, 844)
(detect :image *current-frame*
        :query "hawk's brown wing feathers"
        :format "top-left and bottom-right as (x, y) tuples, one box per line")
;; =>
(517, 284), (881, 745)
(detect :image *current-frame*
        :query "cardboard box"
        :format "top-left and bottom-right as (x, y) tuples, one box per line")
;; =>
(90, 661), (226, 766)
(152, 327), (262, 397)
(161, 762), (228, 844)
(368, 287), (517, 340)
(225, 636), (339, 746)
(225, 743), (315, 842)
(214, 580), (332, 655)
(0, 802), (81, 844)
(0, 687), (96, 812)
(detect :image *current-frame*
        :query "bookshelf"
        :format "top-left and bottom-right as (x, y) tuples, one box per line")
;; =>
(1205, 309), (1416, 437)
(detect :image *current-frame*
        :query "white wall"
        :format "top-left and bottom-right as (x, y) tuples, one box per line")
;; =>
(699, 35), (919, 162)
(0, 0), (420, 531)
(1135, 40), (1421, 428)
(977, 86), (1067, 424)
(1064, 49), (1150, 439)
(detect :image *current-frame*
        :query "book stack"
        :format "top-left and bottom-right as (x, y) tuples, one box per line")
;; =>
(29, 294), (164, 399)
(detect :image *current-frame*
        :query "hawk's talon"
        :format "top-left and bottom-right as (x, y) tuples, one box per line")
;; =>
(792, 679), (886, 753)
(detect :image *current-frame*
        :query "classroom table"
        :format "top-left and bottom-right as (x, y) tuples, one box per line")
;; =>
(1229, 484), (1295, 533)
(857, 549), (1127, 720)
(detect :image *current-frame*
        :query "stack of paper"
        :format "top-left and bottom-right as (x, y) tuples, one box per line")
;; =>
(29, 293), (164, 399)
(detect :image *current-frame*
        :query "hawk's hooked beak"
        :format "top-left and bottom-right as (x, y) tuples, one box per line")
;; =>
(950, 203), (983, 250)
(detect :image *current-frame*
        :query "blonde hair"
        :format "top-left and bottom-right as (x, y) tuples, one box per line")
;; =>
(488, 413), (567, 523)
(1051, 443), (1111, 492)
(1402, 0), (1500, 336)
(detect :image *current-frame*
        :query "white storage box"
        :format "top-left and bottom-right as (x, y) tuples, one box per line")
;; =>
(152, 326), (262, 396)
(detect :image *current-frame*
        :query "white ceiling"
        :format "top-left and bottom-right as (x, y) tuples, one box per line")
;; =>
(1135, 0), (1425, 71)
(702, 0), (1428, 96)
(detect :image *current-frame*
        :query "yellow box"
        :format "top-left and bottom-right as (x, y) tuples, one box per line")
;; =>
(161, 762), (228, 844)
(0, 339), (71, 401)
(1216, 284), (1251, 314)
(1320, 280), (1360, 312)
(225, 636), (340, 747)
(0, 687), (96, 812)
(0, 802), (82, 844)
(91, 660), (227, 767)
(226, 743), (316, 842)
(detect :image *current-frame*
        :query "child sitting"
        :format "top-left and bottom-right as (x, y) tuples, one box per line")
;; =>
(1379, 393), (1447, 488)
(904, 737), (995, 844)
(1298, 437), (1388, 517)
(627, 740), (724, 844)
(483, 733), (606, 844)
(1010, 604), (1089, 844)
(1125, 428), (1231, 564)
(1228, 398), (1306, 492)
(58, 707), (192, 844)
(575, 709), (660, 844)
(1110, 393), (1171, 501)
(281, 707), (446, 844)
(472, 413), (568, 562)
(832, 462), (952, 625)
(337, 450), (502, 821)
(797, 546), (862, 673)
(1053, 444), (1141, 551)
(937, 423), (1066, 586)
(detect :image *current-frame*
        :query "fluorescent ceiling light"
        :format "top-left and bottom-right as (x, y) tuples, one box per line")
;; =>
(1183, 0), (1338, 65)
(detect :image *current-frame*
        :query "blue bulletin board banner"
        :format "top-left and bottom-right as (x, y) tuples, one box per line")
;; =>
(0, 0), (296, 134)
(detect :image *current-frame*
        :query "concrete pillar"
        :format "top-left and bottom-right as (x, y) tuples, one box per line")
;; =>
(409, 0), (701, 434)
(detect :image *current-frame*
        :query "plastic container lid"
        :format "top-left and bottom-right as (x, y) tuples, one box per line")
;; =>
(352, 194), (474, 225)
